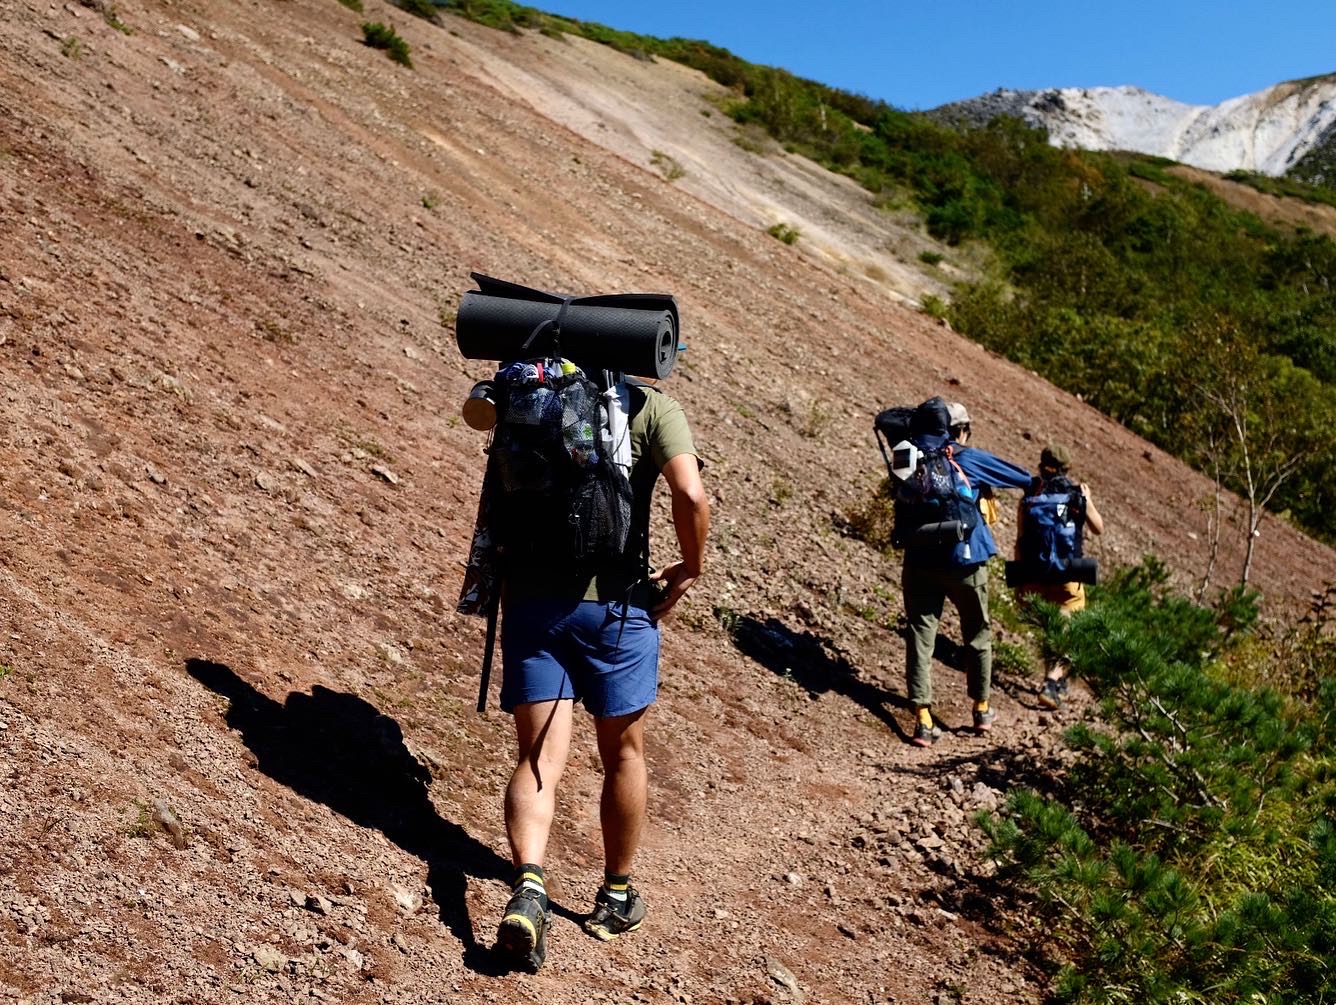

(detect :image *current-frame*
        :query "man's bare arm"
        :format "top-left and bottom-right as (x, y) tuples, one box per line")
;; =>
(649, 453), (710, 621)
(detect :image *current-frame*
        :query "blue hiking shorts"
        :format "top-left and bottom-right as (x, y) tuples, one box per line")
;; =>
(499, 599), (660, 717)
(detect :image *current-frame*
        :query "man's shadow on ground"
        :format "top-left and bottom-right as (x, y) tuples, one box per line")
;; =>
(728, 615), (914, 742)
(186, 658), (526, 974)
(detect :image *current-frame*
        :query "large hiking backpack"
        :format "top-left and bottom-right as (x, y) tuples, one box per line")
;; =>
(890, 441), (979, 557)
(1008, 475), (1097, 585)
(488, 356), (633, 566)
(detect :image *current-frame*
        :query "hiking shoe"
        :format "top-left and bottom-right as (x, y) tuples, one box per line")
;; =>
(583, 885), (647, 941)
(973, 708), (996, 733)
(1038, 677), (1068, 710)
(911, 721), (942, 747)
(495, 887), (551, 972)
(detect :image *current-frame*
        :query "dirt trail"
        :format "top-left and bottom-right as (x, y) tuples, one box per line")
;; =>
(0, 2), (1330, 1003)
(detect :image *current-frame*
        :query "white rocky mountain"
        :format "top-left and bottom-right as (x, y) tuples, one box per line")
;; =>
(934, 74), (1336, 179)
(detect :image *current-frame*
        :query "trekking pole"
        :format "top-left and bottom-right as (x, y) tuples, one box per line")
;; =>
(874, 427), (895, 481)
(476, 594), (499, 714)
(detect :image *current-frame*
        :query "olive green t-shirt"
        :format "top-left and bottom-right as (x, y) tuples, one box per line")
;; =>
(502, 383), (697, 605)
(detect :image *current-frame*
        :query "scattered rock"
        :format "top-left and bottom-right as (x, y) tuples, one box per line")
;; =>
(765, 957), (805, 1004)
(252, 945), (286, 973)
(150, 800), (187, 849)
(370, 464), (399, 485)
(305, 893), (332, 915)
(392, 885), (420, 915)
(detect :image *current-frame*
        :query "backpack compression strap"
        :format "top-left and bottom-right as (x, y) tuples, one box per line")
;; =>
(520, 295), (575, 358)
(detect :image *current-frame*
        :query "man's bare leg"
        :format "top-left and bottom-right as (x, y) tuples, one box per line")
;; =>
(505, 698), (574, 867)
(497, 698), (574, 970)
(594, 707), (648, 873)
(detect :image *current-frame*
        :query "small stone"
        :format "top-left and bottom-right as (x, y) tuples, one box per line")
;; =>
(392, 886), (420, 915)
(252, 945), (286, 973)
(305, 894), (332, 915)
(254, 472), (276, 492)
(765, 958), (805, 1005)
(151, 800), (187, 849)
(371, 464), (398, 485)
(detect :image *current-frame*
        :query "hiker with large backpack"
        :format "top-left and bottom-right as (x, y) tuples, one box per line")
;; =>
(879, 396), (1032, 747)
(947, 401), (1001, 528)
(1010, 443), (1104, 709)
(454, 274), (709, 972)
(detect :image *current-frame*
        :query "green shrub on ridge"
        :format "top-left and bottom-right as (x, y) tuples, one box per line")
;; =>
(361, 21), (412, 67)
(980, 559), (1336, 1002)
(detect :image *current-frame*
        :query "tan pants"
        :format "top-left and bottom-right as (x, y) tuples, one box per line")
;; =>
(1016, 580), (1086, 614)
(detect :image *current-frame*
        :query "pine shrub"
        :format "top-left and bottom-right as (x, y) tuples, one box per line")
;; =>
(361, 21), (412, 67)
(980, 558), (1336, 1002)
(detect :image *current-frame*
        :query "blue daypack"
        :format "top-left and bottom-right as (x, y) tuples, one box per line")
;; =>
(1017, 475), (1086, 578)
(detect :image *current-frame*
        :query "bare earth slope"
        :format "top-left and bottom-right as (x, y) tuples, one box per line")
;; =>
(1, 3), (1331, 1004)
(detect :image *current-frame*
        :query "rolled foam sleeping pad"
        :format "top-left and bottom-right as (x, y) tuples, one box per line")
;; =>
(1005, 557), (1098, 587)
(874, 406), (915, 444)
(455, 273), (680, 379)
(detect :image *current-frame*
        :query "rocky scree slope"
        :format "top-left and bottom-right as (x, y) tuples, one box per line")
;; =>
(0, 2), (1332, 1004)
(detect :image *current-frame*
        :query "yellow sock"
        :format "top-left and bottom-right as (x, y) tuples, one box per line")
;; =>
(917, 706), (934, 728)
(974, 699), (989, 714)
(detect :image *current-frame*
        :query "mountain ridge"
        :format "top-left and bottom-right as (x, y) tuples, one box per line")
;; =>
(933, 72), (1336, 180)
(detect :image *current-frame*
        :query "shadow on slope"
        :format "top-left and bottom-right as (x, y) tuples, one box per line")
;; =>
(186, 658), (515, 972)
(728, 614), (913, 742)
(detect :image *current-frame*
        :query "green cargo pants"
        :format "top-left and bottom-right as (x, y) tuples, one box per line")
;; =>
(901, 561), (991, 708)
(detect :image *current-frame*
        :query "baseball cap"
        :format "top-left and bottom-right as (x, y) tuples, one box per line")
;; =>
(1040, 443), (1073, 470)
(947, 402), (971, 428)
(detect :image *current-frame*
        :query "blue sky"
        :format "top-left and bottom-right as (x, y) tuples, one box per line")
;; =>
(543, 2), (1336, 110)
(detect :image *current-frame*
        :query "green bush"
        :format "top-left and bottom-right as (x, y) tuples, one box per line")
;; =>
(393, 0), (438, 20)
(766, 222), (800, 245)
(650, 149), (685, 181)
(361, 21), (412, 67)
(104, 7), (133, 32)
(980, 559), (1336, 1002)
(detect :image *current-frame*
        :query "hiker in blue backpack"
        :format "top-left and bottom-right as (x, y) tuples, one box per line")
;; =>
(947, 402), (1000, 529)
(894, 397), (1032, 746)
(1013, 443), (1104, 709)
